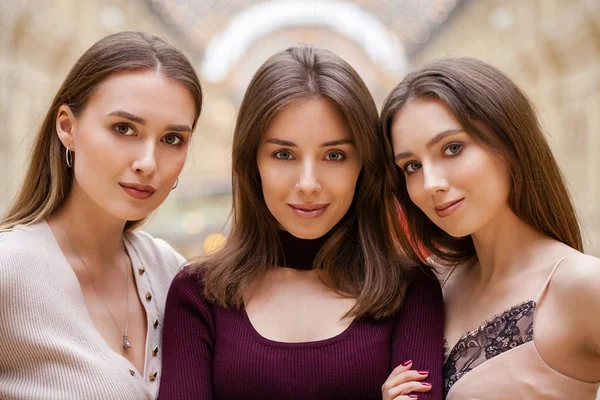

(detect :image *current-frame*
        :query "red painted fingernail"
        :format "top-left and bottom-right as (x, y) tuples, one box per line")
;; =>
(409, 395), (418, 399)
(422, 382), (432, 387)
(418, 370), (429, 375)
(402, 359), (412, 366)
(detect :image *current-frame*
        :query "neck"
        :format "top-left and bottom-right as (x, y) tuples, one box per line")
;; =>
(277, 229), (330, 271)
(470, 206), (552, 284)
(50, 183), (128, 264)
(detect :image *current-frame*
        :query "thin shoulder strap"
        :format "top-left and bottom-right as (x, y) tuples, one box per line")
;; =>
(535, 256), (568, 304)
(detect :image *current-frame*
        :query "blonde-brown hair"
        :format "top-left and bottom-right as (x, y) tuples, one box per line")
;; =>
(1, 31), (203, 231)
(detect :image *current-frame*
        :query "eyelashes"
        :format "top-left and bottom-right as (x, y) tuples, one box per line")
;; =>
(111, 123), (186, 147)
(401, 142), (464, 175)
(272, 149), (347, 162)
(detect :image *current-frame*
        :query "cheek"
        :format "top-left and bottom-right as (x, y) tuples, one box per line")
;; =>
(75, 126), (124, 174)
(159, 150), (187, 178)
(326, 161), (362, 195)
(464, 151), (510, 198)
(257, 159), (287, 203)
(405, 176), (427, 209)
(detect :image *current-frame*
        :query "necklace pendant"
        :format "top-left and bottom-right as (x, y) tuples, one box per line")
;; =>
(122, 335), (132, 349)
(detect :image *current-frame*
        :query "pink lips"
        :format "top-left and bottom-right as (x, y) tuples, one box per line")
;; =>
(119, 182), (157, 200)
(434, 198), (464, 218)
(288, 203), (329, 219)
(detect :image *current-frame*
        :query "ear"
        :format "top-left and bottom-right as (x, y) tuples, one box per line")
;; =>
(56, 104), (77, 150)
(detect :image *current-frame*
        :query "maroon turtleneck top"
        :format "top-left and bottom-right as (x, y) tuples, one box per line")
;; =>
(158, 231), (444, 399)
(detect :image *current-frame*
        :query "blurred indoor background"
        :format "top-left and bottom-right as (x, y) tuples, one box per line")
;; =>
(1, 0), (599, 259)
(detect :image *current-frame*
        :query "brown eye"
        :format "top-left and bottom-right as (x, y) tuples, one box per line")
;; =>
(115, 124), (134, 136)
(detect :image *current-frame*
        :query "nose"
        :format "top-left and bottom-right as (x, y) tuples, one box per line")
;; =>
(295, 159), (321, 195)
(131, 141), (157, 177)
(422, 162), (449, 196)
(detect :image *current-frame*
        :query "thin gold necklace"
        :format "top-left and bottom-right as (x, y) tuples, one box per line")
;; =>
(57, 216), (132, 350)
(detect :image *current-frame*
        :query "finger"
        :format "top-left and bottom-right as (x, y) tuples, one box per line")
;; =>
(389, 360), (413, 376)
(386, 381), (433, 398)
(393, 395), (419, 400)
(386, 369), (429, 388)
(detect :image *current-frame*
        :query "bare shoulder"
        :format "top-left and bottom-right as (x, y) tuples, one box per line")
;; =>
(548, 251), (600, 356)
(550, 251), (600, 323)
(552, 251), (600, 295)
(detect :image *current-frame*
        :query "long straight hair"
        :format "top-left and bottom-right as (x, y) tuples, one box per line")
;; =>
(381, 56), (582, 265)
(191, 46), (416, 320)
(1, 31), (203, 231)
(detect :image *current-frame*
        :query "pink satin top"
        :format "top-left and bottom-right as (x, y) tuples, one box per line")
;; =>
(444, 257), (600, 399)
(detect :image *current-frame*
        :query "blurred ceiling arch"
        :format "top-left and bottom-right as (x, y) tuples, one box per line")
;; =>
(199, 0), (406, 83)
(149, 0), (462, 83)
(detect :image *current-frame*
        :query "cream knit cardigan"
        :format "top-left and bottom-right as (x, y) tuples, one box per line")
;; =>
(0, 221), (186, 400)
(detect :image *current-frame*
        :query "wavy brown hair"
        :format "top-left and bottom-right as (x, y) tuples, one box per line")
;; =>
(191, 46), (417, 319)
(0, 31), (203, 231)
(381, 56), (582, 265)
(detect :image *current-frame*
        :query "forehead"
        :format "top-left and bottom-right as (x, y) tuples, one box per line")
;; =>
(392, 98), (462, 146)
(263, 97), (351, 142)
(84, 70), (196, 123)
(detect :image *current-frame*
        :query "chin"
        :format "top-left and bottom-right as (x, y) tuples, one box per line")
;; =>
(109, 207), (152, 225)
(433, 220), (476, 239)
(283, 224), (332, 240)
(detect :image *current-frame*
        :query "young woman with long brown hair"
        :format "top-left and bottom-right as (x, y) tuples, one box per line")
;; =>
(381, 56), (600, 399)
(159, 46), (444, 400)
(0, 31), (202, 399)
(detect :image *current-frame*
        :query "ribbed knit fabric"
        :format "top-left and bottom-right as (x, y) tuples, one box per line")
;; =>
(159, 232), (444, 399)
(0, 221), (186, 400)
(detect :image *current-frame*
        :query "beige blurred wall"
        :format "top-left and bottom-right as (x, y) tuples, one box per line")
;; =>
(409, 0), (600, 255)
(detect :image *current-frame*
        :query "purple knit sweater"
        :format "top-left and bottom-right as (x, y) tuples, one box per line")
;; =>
(158, 233), (444, 399)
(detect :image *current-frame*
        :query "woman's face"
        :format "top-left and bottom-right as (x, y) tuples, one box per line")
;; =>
(57, 70), (196, 222)
(257, 97), (362, 239)
(390, 98), (511, 238)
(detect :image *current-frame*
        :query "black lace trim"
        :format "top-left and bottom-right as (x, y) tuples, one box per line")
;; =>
(443, 300), (536, 396)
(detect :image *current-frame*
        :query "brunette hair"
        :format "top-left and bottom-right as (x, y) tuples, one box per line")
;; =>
(380, 56), (582, 265)
(192, 46), (415, 319)
(0, 31), (203, 231)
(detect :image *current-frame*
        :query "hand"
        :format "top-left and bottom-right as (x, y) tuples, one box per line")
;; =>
(381, 360), (432, 400)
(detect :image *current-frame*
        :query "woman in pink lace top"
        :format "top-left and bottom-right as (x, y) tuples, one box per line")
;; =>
(381, 56), (600, 399)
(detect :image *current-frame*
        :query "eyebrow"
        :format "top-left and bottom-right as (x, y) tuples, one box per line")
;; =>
(394, 129), (464, 162)
(265, 138), (355, 147)
(107, 110), (192, 133)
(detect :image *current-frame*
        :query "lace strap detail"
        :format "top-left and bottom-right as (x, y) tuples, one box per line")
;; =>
(535, 256), (567, 304)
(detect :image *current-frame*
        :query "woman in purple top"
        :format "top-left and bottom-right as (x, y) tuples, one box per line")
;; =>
(158, 46), (444, 400)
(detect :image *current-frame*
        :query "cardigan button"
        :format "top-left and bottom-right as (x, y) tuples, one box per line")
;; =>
(129, 369), (135, 376)
(153, 319), (159, 329)
(145, 292), (152, 301)
(149, 371), (157, 382)
(152, 345), (159, 357)
(138, 265), (146, 275)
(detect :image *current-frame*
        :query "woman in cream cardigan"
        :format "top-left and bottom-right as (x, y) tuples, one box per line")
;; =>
(0, 31), (202, 399)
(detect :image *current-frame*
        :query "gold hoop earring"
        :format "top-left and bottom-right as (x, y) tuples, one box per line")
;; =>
(172, 177), (179, 190)
(66, 145), (73, 168)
